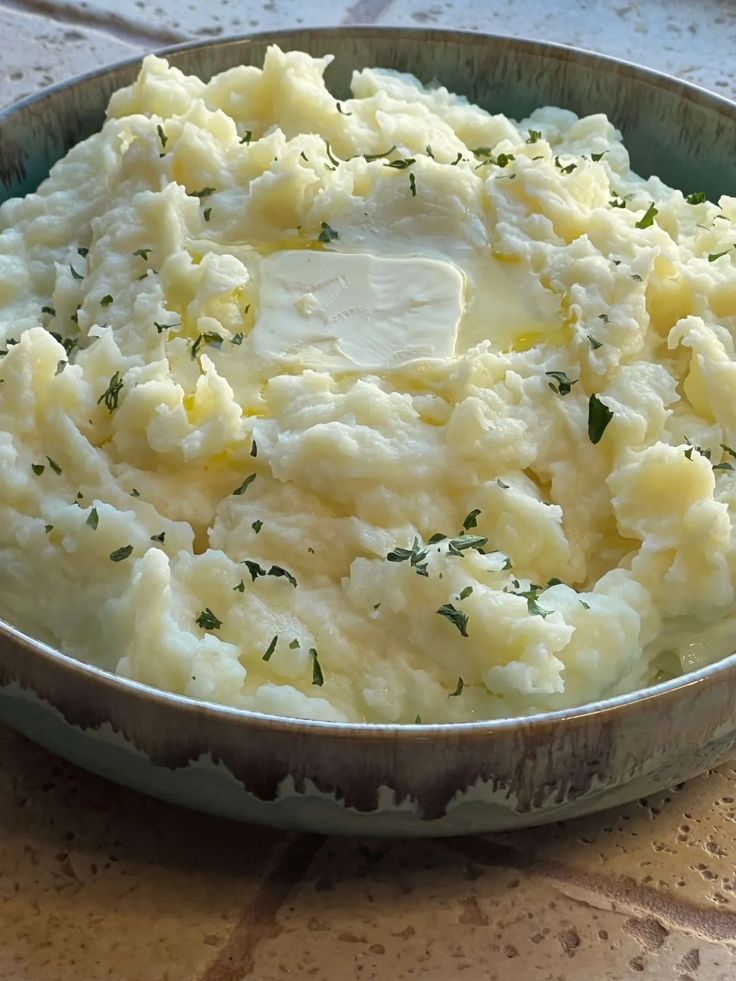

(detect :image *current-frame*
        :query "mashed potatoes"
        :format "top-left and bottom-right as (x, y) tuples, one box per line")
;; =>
(1, 47), (736, 724)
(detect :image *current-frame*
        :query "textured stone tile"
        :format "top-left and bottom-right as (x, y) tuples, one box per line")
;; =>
(251, 834), (736, 980)
(0, 728), (294, 981)
(9, 0), (736, 102)
(0, 6), (139, 109)
(380, 0), (736, 100)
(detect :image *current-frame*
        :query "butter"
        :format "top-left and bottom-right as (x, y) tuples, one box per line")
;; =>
(251, 251), (465, 370)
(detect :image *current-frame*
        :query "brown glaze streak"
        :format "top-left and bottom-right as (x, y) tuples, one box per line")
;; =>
(198, 834), (324, 981)
(446, 838), (736, 942)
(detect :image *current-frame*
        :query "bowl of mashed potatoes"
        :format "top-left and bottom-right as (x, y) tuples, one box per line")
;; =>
(1, 28), (736, 835)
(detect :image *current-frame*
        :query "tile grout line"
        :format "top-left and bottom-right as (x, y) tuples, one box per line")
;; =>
(197, 833), (325, 981)
(0, 0), (189, 48)
(445, 838), (736, 944)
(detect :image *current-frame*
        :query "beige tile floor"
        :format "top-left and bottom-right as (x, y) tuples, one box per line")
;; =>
(2, 1), (736, 978)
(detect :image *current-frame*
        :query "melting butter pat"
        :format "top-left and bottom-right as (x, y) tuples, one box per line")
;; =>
(251, 251), (465, 369)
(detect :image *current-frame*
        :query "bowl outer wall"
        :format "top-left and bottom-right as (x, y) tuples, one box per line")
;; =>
(1, 27), (736, 833)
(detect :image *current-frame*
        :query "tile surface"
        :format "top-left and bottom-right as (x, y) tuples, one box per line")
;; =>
(2, 0), (736, 978)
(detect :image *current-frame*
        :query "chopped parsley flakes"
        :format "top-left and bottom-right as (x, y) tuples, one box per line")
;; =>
(449, 677), (464, 697)
(545, 370), (578, 397)
(268, 565), (297, 588)
(588, 394), (614, 444)
(318, 221), (339, 243)
(109, 545), (133, 562)
(461, 509), (481, 531)
(195, 607), (222, 630)
(191, 331), (223, 358)
(233, 473), (257, 496)
(310, 648), (324, 686)
(86, 507), (99, 530)
(635, 203), (658, 229)
(97, 372), (124, 412)
(263, 635), (278, 661)
(436, 603), (469, 637)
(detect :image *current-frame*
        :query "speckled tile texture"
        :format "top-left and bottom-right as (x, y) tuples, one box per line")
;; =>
(2, 1), (736, 978)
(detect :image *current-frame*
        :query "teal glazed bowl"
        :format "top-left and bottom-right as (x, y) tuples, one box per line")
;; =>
(2, 28), (736, 836)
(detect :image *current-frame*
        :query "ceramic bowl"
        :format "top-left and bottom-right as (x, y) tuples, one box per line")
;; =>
(2, 28), (736, 837)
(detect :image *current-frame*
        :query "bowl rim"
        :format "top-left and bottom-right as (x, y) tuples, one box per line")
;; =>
(2, 24), (736, 739)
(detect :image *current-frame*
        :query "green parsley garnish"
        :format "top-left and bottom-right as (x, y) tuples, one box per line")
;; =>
(546, 370), (578, 397)
(409, 173), (417, 197)
(635, 203), (658, 229)
(461, 509), (481, 531)
(525, 130), (542, 144)
(191, 331), (223, 358)
(231, 333), (244, 345)
(86, 507), (99, 530)
(684, 438), (710, 461)
(110, 545), (133, 562)
(505, 580), (551, 618)
(31, 463), (45, 476)
(497, 478), (509, 489)
(414, 714), (422, 724)
(77, 247), (89, 258)
(239, 130), (252, 145)
(97, 372), (124, 412)
(188, 187), (216, 199)
(150, 532), (165, 543)
(251, 519), (263, 534)
(713, 462), (734, 472)
(203, 208), (212, 222)
(250, 439), (258, 457)
(708, 248), (733, 262)
(46, 456), (62, 475)
(336, 102), (351, 115)
(458, 586), (473, 601)
(41, 306), (56, 316)
(588, 334), (603, 350)
(449, 677), (464, 697)
(195, 607), (222, 630)
(425, 145), (435, 158)
(324, 141), (341, 169)
(101, 295), (113, 307)
(384, 157), (415, 170)
(263, 635), (278, 661)
(130, 488), (140, 498)
(362, 146), (397, 162)
(154, 321), (181, 334)
(609, 195), (626, 209)
(69, 264), (84, 280)
(446, 535), (487, 556)
(243, 560), (266, 582)
(554, 156), (576, 174)
(387, 537), (429, 577)
(591, 151), (607, 162)
(318, 221), (339, 244)
(721, 444), (736, 459)
(233, 473), (256, 496)
(268, 565), (297, 588)
(450, 152), (463, 166)
(686, 191), (706, 204)
(132, 248), (152, 260)
(44, 524), (54, 534)
(310, 648), (324, 686)
(289, 639), (300, 649)
(233, 579), (245, 592)
(588, 394), (614, 444)
(157, 124), (168, 151)
(437, 604), (469, 637)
